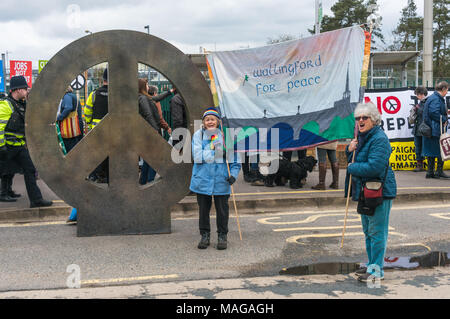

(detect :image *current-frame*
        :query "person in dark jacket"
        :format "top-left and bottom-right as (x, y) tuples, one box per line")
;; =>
(137, 79), (174, 185)
(0, 76), (52, 207)
(422, 81), (449, 179)
(170, 92), (187, 150)
(148, 85), (172, 136)
(345, 102), (397, 283)
(411, 86), (428, 172)
(84, 68), (108, 183)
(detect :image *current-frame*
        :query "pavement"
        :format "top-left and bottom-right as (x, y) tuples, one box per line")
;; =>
(1, 167), (450, 222)
(1, 267), (449, 299)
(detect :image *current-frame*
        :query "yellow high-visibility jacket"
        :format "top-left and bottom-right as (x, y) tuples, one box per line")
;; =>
(0, 98), (26, 147)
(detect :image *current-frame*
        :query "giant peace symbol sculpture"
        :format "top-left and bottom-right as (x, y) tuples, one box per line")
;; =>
(26, 30), (213, 237)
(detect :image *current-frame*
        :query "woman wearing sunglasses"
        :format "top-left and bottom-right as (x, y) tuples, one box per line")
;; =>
(345, 102), (397, 283)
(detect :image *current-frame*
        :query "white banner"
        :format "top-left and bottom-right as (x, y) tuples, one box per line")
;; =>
(364, 89), (450, 140)
(207, 26), (365, 140)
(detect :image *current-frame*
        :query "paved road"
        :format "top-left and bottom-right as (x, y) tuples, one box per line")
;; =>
(0, 202), (448, 297)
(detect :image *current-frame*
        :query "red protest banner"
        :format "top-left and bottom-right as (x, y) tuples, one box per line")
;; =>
(10, 60), (32, 88)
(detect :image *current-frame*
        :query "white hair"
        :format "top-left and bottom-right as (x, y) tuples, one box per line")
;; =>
(354, 102), (381, 125)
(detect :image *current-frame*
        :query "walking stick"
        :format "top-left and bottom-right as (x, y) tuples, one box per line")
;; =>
(340, 123), (358, 248)
(219, 121), (243, 241)
(340, 151), (356, 248)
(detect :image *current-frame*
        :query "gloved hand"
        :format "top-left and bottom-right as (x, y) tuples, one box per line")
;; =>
(0, 145), (8, 161)
(227, 176), (236, 185)
(210, 134), (222, 150)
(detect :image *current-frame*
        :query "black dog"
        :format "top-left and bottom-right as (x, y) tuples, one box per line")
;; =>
(263, 156), (317, 189)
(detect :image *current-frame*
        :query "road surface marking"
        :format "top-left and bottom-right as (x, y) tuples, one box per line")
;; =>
(81, 274), (179, 286)
(390, 242), (432, 251)
(429, 212), (450, 220)
(286, 231), (406, 243)
(0, 221), (67, 228)
(274, 225), (396, 232)
(258, 213), (358, 225)
(234, 187), (450, 196)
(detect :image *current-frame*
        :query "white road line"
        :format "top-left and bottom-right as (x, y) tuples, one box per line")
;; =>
(0, 221), (67, 228)
(429, 212), (450, 220)
(81, 274), (179, 286)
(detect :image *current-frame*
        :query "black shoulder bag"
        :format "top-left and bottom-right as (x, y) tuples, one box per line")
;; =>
(357, 165), (389, 216)
(417, 102), (432, 138)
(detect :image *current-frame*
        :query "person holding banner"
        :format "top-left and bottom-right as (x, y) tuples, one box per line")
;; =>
(190, 107), (241, 250)
(411, 87), (428, 172)
(422, 81), (449, 179)
(345, 102), (397, 282)
(312, 143), (339, 190)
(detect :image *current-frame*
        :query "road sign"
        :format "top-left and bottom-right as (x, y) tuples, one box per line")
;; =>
(38, 60), (48, 73)
(70, 74), (85, 90)
(0, 60), (4, 93)
(26, 30), (213, 237)
(10, 60), (32, 88)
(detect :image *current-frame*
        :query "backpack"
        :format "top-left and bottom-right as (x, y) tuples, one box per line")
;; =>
(407, 104), (417, 125)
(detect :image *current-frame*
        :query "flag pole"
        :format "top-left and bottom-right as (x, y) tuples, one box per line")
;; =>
(341, 25), (372, 248)
(220, 120), (243, 241)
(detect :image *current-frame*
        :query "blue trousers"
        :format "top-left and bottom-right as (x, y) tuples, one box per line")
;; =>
(360, 199), (392, 277)
(139, 161), (156, 185)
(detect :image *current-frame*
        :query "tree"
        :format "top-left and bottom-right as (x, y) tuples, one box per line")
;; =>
(433, 0), (450, 79)
(390, 0), (423, 51)
(309, 0), (385, 50)
(388, 0), (449, 80)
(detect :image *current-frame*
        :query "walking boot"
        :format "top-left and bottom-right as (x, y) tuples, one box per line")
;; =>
(0, 178), (16, 202)
(197, 232), (210, 249)
(436, 159), (450, 179)
(6, 176), (21, 198)
(30, 199), (53, 208)
(217, 233), (228, 250)
(413, 160), (425, 172)
(312, 163), (326, 190)
(425, 157), (435, 179)
(329, 162), (339, 189)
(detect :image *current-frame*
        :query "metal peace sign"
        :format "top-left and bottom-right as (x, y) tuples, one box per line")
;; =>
(26, 30), (213, 237)
(70, 74), (85, 91)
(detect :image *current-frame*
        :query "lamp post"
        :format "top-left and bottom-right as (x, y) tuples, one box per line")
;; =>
(416, 31), (423, 87)
(144, 25), (150, 34)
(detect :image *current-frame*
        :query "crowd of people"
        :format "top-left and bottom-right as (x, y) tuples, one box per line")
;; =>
(0, 71), (448, 281)
(411, 82), (449, 179)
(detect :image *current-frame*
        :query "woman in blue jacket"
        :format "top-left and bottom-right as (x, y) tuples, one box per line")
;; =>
(422, 81), (449, 179)
(345, 102), (397, 283)
(190, 107), (241, 250)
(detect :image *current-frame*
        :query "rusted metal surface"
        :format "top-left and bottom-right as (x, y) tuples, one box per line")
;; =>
(26, 30), (213, 236)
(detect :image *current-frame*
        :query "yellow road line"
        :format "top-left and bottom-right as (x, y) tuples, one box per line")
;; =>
(234, 189), (342, 196)
(275, 225), (396, 232)
(81, 274), (178, 286)
(258, 213), (353, 225)
(275, 225), (362, 232)
(286, 231), (406, 243)
(390, 242), (432, 251)
(233, 186), (450, 196)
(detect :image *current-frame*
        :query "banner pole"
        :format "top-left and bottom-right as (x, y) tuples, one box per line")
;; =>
(221, 124), (242, 241)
